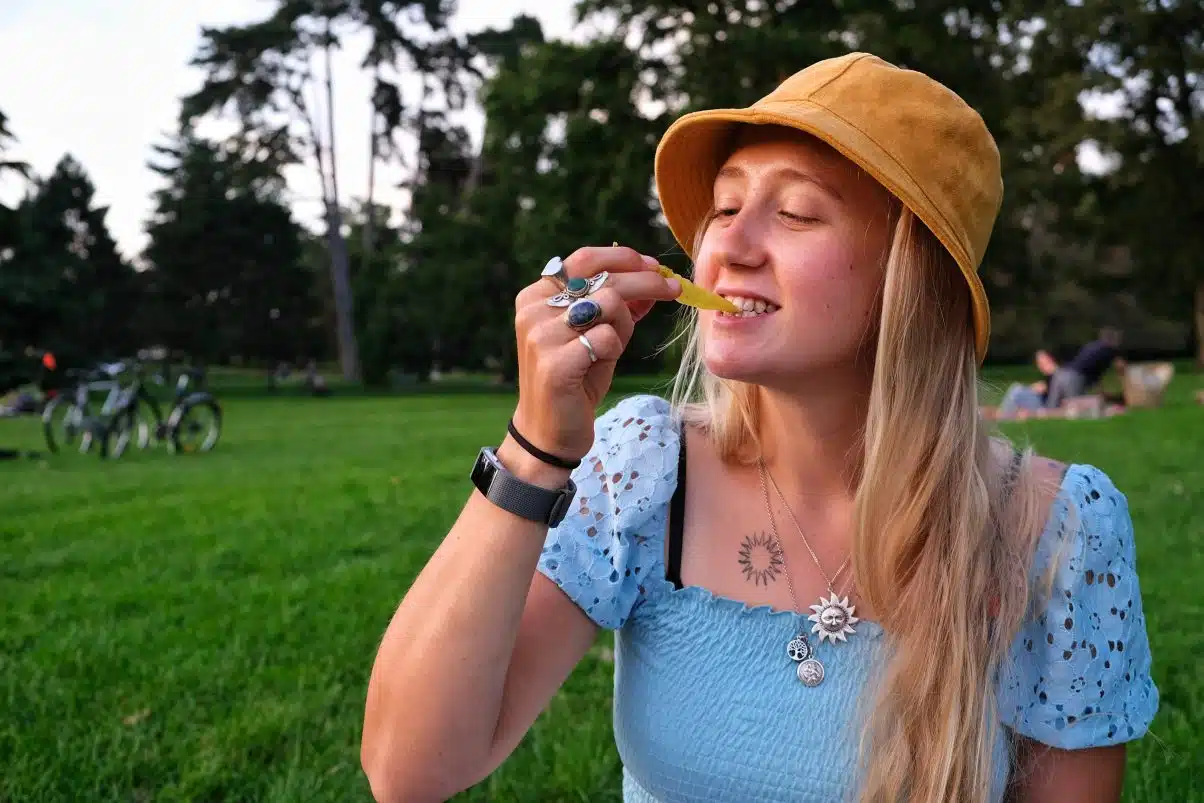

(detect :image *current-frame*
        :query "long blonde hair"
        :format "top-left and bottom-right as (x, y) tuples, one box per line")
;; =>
(667, 202), (1058, 802)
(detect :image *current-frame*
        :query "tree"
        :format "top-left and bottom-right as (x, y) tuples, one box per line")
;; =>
(181, 0), (464, 383)
(395, 16), (685, 381)
(0, 155), (141, 368)
(1031, 0), (1204, 363)
(0, 108), (30, 187)
(142, 131), (322, 364)
(0, 108), (34, 388)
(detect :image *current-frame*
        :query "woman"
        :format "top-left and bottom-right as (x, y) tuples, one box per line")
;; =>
(360, 53), (1158, 803)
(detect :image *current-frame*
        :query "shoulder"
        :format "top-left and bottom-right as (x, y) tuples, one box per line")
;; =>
(584, 393), (680, 508)
(535, 394), (680, 630)
(998, 462), (1160, 748)
(1030, 463), (1134, 584)
(592, 393), (676, 445)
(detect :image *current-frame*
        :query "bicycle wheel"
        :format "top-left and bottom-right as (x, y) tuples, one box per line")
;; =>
(123, 395), (160, 452)
(42, 396), (86, 454)
(139, 392), (166, 445)
(167, 395), (222, 454)
(101, 404), (140, 459)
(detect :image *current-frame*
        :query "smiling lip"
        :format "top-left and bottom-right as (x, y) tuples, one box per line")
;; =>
(713, 288), (779, 307)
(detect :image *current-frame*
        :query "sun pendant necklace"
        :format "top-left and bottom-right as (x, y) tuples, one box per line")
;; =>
(758, 460), (859, 687)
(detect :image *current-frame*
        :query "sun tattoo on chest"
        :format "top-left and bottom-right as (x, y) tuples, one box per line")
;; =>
(737, 531), (786, 586)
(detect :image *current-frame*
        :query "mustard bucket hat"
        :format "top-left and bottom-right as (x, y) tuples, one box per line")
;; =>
(654, 52), (1003, 363)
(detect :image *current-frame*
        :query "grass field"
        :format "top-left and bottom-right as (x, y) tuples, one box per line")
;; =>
(2, 369), (1202, 802)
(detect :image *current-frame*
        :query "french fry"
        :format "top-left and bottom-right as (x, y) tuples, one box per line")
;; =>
(610, 242), (739, 314)
(655, 265), (740, 313)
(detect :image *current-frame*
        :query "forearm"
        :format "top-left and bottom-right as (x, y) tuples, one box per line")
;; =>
(361, 439), (571, 802)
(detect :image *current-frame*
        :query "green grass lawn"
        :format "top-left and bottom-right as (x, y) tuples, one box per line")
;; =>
(2, 369), (1201, 801)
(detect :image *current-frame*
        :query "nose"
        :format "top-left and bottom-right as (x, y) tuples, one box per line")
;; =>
(711, 208), (769, 272)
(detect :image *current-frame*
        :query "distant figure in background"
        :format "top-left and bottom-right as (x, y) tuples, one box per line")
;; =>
(1044, 327), (1125, 408)
(304, 360), (330, 396)
(997, 328), (1125, 417)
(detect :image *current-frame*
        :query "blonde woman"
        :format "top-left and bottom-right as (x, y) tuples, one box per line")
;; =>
(360, 53), (1158, 803)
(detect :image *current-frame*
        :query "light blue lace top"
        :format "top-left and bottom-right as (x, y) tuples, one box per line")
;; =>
(537, 394), (1159, 803)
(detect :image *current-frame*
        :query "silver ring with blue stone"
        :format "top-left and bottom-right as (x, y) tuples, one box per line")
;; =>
(546, 271), (609, 308)
(565, 298), (603, 331)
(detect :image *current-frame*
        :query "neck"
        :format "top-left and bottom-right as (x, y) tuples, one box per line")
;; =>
(757, 368), (871, 499)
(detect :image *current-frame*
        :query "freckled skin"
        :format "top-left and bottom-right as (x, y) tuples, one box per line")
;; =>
(694, 127), (894, 385)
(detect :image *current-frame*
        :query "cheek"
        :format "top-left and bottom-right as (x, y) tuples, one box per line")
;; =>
(783, 238), (881, 325)
(692, 239), (721, 287)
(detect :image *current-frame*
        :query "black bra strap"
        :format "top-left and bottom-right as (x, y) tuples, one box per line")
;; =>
(666, 421), (687, 590)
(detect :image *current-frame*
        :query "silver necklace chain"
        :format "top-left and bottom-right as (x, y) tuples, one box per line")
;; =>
(756, 461), (805, 614)
(757, 459), (861, 687)
(758, 459), (853, 598)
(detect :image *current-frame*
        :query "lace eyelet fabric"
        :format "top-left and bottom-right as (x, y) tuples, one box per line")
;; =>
(537, 394), (1159, 802)
(997, 465), (1159, 748)
(539, 395), (677, 630)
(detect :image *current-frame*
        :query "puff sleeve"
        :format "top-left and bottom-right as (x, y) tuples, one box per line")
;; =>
(536, 394), (679, 630)
(998, 465), (1159, 748)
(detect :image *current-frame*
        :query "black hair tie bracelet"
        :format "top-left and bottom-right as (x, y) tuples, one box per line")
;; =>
(507, 419), (581, 470)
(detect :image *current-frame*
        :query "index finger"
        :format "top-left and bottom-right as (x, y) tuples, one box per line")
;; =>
(562, 245), (660, 278)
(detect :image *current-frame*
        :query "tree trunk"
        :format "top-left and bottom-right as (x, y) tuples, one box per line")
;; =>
(363, 122), (378, 258)
(363, 66), (380, 259)
(326, 202), (360, 382)
(322, 24), (360, 383)
(1195, 278), (1204, 368)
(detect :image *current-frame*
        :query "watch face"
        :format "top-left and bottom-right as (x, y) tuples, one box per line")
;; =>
(471, 447), (498, 490)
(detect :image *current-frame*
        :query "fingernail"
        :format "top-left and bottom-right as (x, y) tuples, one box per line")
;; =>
(665, 278), (681, 296)
(642, 255), (659, 268)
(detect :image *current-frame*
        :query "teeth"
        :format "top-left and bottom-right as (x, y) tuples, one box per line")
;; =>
(720, 295), (778, 317)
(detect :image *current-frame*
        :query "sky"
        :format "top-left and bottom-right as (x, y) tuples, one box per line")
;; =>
(0, 0), (580, 261)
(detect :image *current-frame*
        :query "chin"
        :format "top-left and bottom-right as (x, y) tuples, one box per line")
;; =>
(702, 343), (861, 390)
(701, 348), (775, 386)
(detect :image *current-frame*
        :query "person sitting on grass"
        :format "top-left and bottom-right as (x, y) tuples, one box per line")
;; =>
(1043, 327), (1126, 409)
(361, 54), (1159, 803)
(998, 330), (1126, 416)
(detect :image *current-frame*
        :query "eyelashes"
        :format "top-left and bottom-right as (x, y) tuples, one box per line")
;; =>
(712, 206), (820, 225)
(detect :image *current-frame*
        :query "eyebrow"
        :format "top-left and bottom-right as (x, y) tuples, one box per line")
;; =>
(715, 164), (843, 202)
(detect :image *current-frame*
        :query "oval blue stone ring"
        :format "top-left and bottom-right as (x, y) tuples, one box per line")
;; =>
(565, 298), (603, 331)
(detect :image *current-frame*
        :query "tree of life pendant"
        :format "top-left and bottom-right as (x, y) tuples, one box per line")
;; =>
(808, 593), (859, 645)
(786, 632), (822, 686)
(797, 658), (825, 687)
(786, 634), (812, 662)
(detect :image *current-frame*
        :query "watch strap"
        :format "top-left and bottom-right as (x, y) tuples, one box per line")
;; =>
(473, 447), (576, 526)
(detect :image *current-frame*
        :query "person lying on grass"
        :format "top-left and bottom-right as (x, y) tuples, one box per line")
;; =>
(361, 53), (1159, 803)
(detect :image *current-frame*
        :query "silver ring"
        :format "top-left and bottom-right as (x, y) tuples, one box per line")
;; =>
(578, 334), (598, 363)
(541, 256), (569, 290)
(545, 271), (609, 307)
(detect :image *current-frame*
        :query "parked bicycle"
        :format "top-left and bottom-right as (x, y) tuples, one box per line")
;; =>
(102, 362), (222, 458)
(40, 361), (130, 454)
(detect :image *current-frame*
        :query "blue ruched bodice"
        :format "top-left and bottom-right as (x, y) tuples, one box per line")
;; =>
(537, 394), (1158, 802)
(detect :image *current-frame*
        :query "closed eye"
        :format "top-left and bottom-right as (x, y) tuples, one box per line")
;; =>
(781, 211), (820, 224)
